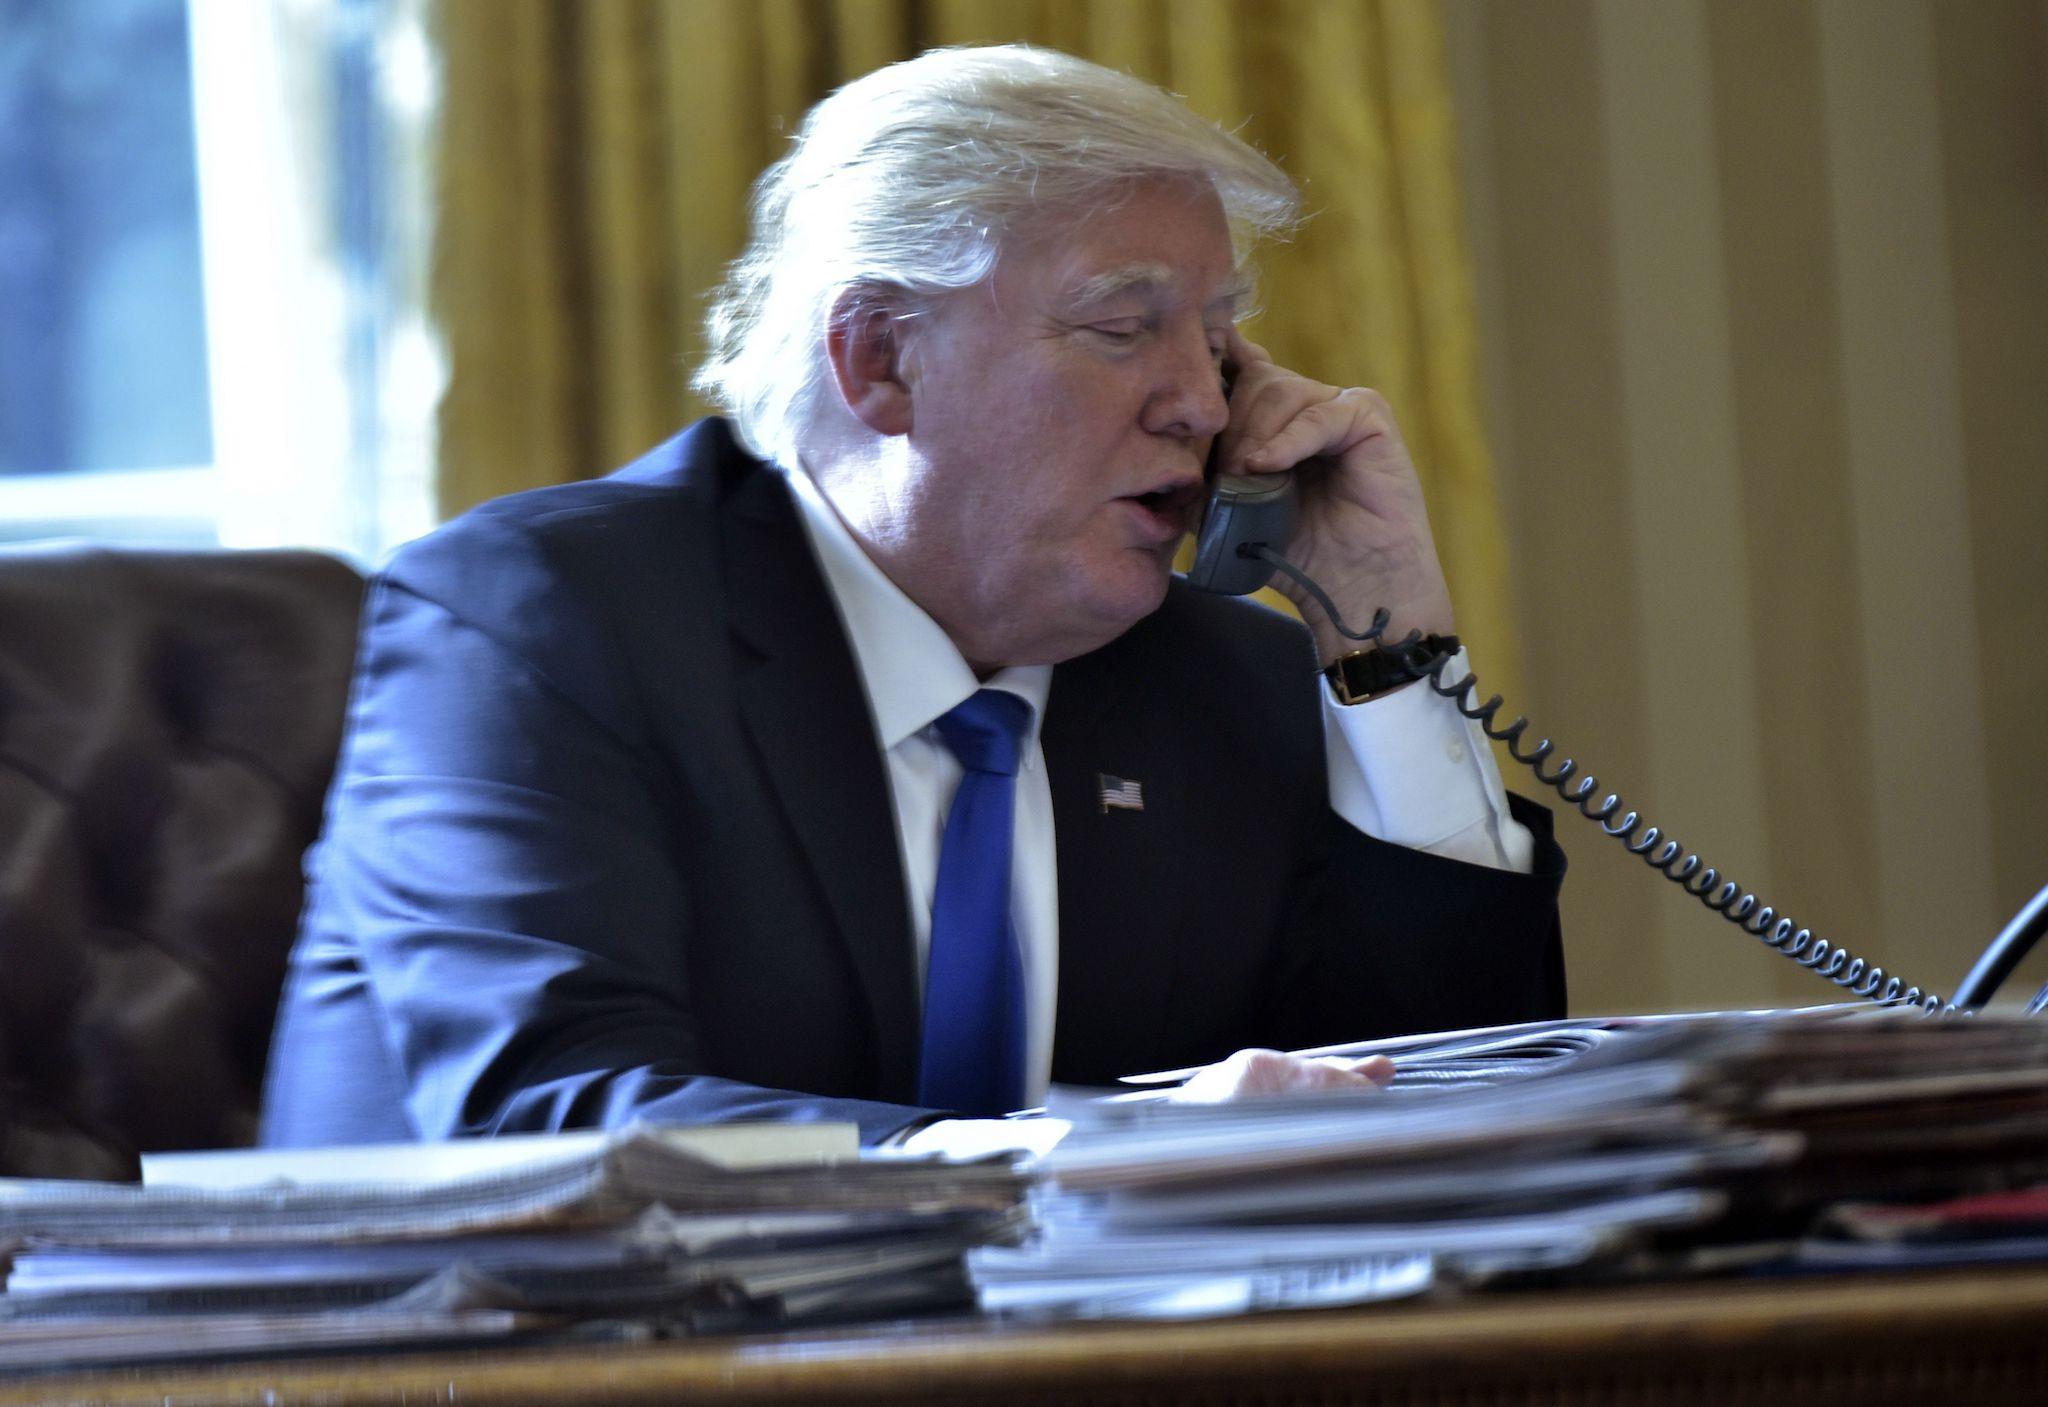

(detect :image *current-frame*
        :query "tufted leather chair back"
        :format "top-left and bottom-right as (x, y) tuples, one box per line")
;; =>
(0, 547), (364, 1179)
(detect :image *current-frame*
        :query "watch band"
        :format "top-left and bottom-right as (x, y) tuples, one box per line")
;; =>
(1323, 633), (1460, 705)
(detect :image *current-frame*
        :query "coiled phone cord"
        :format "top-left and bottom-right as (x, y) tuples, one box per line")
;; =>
(1250, 544), (1953, 1015)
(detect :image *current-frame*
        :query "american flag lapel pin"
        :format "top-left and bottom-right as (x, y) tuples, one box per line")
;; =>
(1096, 773), (1144, 814)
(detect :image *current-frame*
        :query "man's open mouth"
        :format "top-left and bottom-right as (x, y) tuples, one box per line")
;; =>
(1128, 480), (1204, 521)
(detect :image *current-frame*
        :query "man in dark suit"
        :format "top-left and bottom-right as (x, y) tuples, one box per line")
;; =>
(262, 45), (1565, 1153)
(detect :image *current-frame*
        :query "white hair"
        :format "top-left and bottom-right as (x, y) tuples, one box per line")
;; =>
(694, 44), (1301, 470)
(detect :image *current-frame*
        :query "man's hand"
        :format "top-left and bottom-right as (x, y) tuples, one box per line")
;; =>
(1168, 1047), (1396, 1103)
(1212, 328), (1456, 667)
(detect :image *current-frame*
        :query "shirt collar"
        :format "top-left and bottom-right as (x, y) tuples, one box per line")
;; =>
(776, 459), (1052, 755)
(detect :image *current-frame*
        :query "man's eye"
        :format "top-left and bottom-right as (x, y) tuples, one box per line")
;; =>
(1090, 322), (1143, 343)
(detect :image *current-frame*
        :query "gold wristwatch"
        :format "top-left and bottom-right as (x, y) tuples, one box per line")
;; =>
(1322, 634), (1460, 705)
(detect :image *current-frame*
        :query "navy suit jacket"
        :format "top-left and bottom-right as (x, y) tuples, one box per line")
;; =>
(262, 420), (1567, 1147)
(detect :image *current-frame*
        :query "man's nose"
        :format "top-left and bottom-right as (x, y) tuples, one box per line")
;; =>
(1144, 333), (1231, 442)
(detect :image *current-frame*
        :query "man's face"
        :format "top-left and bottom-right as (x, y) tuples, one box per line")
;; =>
(851, 176), (1243, 670)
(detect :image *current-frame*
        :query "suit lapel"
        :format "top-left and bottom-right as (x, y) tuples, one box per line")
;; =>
(1042, 624), (1190, 1083)
(720, 464), (921, 1098)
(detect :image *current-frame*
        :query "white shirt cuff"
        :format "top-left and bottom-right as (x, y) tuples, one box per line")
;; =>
(1321, 647), (1535, 874)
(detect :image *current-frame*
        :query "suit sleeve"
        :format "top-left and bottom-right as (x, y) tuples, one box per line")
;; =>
(310, 524), (934, 1146)
(1175, 593), (1566, 1050)
(1265, 790), (1567, 1050)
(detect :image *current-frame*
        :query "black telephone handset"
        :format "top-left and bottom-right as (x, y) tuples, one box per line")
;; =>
(1181, 442), (2047, 1015)
(1187, 364), (1300, 597)
(1187, 472), (1298, 595)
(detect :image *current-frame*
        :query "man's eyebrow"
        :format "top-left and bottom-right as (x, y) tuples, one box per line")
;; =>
(1062, 264), (1255, 317)
(1063, 264), (1176, 310)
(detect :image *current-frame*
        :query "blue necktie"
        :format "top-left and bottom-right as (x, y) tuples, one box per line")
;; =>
(918, 688), (1033, 1117)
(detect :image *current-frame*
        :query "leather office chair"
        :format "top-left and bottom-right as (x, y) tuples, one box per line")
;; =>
(0, 546), (364, 1179)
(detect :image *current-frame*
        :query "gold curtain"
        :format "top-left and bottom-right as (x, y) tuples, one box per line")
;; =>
(431, 0), (1520, 695)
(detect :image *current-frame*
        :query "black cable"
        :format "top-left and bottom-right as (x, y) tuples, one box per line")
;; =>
(1255, 550), (1409, 649)
(1953, 882), (2048, 1011)
(1249, 543), (1952, 1014)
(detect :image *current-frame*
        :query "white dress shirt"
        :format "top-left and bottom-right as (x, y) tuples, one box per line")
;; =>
(776, 462), (1532, 1112)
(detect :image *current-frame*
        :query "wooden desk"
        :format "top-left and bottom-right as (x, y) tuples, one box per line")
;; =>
(9, 1266), (2048, 1407)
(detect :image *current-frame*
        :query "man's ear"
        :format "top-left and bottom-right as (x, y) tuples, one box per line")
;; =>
(825, 289), (914, 437)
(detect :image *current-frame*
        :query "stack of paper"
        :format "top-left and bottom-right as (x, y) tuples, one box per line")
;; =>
(973, 1008), (2048, 1319)
(0, 1124), (1023, 1373)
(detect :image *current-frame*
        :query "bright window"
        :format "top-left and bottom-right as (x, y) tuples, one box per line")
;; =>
(0, 0), (439, 561)
(0, 0), (215, 543)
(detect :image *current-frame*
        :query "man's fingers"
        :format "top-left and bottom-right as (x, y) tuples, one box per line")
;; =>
(1303, 1055), (1393, 1088)
(1225, 1048), (1298, 1092)
(1232, 377), (1329, 462)
(1244, 388), (1382, 472)
(1217, 373), (1340, 476)
(1345, 1054), (1397, 1085)
(1168, 1048), (1394, 1103)
(1298, 1059), (1372, 1090)
(1220, 373), (1396, 480)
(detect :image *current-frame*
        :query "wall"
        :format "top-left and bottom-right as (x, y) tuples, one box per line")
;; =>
(1441, 0), (2048, 1014)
